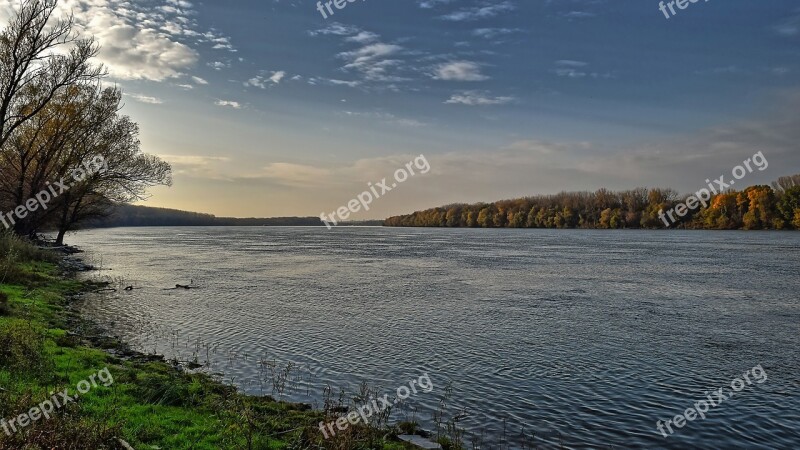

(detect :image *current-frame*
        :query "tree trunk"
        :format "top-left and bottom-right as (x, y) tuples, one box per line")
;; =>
(55, 228), (66, 246)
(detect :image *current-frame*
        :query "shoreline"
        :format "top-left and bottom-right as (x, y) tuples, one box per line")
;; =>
(0, 237), (442, 449)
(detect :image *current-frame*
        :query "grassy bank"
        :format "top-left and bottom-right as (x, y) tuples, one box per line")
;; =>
(0, 233), (432, 450)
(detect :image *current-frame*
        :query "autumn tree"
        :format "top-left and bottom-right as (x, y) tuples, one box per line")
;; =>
(0, 1), (171, 243)
(49, 87), (172, 244)
(0, 85), (114, 236)
(776, 185), (800, 229)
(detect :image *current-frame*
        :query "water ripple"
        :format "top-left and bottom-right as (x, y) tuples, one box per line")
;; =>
(69, 227), (800, 449)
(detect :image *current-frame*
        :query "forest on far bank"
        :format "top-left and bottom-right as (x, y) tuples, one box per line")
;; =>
(81, 204), (384, 228)
(384, 174), (800, 230)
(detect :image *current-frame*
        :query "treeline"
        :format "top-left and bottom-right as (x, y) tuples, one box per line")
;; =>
(0, 0), (171, 244)
(84, 205), (322, 227)
(82, 204), (385, 228)
(385, 174), (800, 230)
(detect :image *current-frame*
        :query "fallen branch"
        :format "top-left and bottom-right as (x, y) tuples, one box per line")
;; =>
(163, 284), (198, 290)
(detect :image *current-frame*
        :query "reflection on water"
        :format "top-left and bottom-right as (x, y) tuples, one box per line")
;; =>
(69, 227), (800, 449)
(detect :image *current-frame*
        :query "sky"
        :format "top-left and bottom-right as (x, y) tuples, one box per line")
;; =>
(2, 0), (800, 219)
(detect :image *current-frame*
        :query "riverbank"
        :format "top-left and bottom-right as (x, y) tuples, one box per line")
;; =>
(0, 233), (435, 450)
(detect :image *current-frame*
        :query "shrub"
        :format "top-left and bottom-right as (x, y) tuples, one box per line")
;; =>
(0, 232), (54, 263)
(0, 320), (49, 373)
(0, 232), (55, 284)
(0, 402), (122, 449)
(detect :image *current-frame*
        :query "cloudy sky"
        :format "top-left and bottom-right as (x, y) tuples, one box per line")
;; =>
(3, 0), (800, 219)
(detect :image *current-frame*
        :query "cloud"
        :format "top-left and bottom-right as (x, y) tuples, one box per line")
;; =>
(310, 24), (417, 85)
(432, 61), (489, 81)
(472, 27), (522, 39)
(346, 31), (379, 44)
(440, 1), (514, 21)
(158, 154), (231, 178)
(326, 79), (361, 87)
(308, 22), (360, 37)
(165, 0), (193, 8)
(159, 154), (231, 166)
(93, 25), (197, 80)
(245, 71), (287, 88)
(445, 90), (514, 105)
(211, 38), (234, 51)
(240, 154), (435, 191)
(208, 61), (230, 71)
(551, 60), (613, 79)
(773, 13), (800, 36)
(269, 71), (286, 84)
(554, 68), (586, 78)
(337, 42), (407, 82)
(555, 60), (588, 67)
(494, 92), (800, 191)
(560, 11), (596, 19)
(164, 92), (800, 218)
(245, 77), (266, 88)
(310, 22), (501, 89)
(127, 93), (164, 104)
(0, 0), (235, 82)
(215, 100), (242, 109)
(418, 0), (454, 8)
(192, 76), (209, 85)
(342, 110), (426, 127)
(257, 163), (332, 187)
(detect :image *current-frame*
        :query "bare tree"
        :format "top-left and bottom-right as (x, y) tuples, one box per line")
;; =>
(0, 0), (104, 149)
(772, 174), (800, 193)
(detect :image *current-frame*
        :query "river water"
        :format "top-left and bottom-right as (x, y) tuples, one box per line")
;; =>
(68, 227), (800, 449)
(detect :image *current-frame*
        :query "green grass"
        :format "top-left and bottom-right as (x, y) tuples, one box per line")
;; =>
(0, 235), (432, 450)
